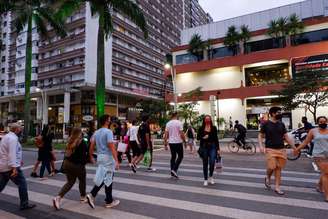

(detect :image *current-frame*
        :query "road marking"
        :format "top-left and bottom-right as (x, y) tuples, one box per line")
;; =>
(21, 160), (63, 170)
(152, 161), (319, 177)
(142, 166), (317, 183)
(2, 186), (153, 219)
(0, 210), (25, 219)
(25, 178), (297, 219)
(113, 169), (318, 194)
(83, 173), (325, 210)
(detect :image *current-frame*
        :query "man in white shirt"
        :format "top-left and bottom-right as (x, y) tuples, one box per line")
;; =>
(0, 123), (36, 210)
(164, 112), (185, 178)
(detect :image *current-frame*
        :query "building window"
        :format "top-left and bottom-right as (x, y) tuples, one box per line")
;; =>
(211, 47), (233, 59)
(32, 67), (38, 73)
(176, 53), (198, 65)
(245, 64), (290, 87)
(292, 28), (328, 46)
(1, 68), (5, 74)
(246, 37), (284, 53)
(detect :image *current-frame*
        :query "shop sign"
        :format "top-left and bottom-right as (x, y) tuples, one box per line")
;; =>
(82, 115), (93, 121)
(292, 54), (328, 78)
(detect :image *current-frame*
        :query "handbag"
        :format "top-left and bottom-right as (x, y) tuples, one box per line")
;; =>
(117, 142), (128, 152)
(197, 146), (207, 159)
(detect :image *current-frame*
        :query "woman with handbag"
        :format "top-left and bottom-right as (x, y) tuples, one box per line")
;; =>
(53, 127), (89, 210)
(117, 122), (132, 165)
(197, 115), (220, 186)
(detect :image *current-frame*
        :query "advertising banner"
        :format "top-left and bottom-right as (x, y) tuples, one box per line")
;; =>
(292, 54), (328, 78)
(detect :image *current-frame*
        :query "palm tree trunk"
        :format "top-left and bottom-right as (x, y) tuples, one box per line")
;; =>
(95, 19), (105, 123)
(23, 16), (33, 140)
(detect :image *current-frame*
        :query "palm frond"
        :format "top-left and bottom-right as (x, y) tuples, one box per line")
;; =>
(38, 6), (67, 37)
(55, 0), (84, 20)
(0, 0), (15, 14)
(110, 0), (148, 38)
(13, 10), (30, 33)
(33, 14), (48, 38)
(103, 5), (113, 39)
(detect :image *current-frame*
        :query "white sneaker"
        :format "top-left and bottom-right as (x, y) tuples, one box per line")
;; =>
(86, 194), (95, 209)
(146, 167), (156, 172)
(53, 196), (61, 210)
(209, 177), (215, 185)
(105, 199), (120, 208)
(203, 180), (208, 186)
(80, 196), (88, 203)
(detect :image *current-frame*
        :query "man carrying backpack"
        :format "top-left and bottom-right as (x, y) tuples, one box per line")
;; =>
(234, 120), (247, 148)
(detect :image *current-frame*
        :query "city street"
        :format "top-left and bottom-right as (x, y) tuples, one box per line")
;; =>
(1, 146), (327, 219)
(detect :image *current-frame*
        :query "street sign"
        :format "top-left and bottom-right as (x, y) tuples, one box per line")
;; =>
(82, 115), (93, 121)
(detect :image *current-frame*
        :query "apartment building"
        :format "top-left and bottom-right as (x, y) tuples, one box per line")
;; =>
(0, 1), (211, 136)
(169, 0), (328, 130)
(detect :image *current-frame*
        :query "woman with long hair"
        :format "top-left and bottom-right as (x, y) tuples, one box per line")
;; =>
(295, 116), (328, 202)
(118, 121), (132, 165)
(197, 115), (220, 186)
(53, 127), (89, 210)
(39, 125), (54, 179)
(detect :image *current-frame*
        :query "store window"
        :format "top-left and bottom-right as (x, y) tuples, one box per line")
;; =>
(245, 63), (290, 87)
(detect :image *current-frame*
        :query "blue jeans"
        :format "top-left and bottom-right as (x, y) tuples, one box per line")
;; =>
(202, 143), (217, 180)
(0, 168), (29, 208)
(40, 160), (51, 178)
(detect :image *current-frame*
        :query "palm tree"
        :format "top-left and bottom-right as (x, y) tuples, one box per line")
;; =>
(1, 0), (67, 139)
(57, 0), (148, 120)
(277, 17), (287, 47)
(239, 25), (251, 54)
(188, 34), (205, 61)
(267, 17), (289, 48)
(223, 25), (240, 56)
(286, 13), (304, 46)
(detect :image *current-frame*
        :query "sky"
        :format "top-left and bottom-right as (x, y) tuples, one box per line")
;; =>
(199, 0), (305, 21)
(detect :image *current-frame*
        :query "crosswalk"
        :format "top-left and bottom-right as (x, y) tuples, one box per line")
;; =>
(1, 150), (328, 219)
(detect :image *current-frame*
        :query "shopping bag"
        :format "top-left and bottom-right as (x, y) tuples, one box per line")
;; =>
(216, 155), (223, 169)
(117, 142), (128, 152)
(143, 150), (151, 167)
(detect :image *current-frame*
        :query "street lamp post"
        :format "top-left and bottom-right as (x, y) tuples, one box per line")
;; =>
(35, 88), (47, 128)
(165, 63), (177, 111)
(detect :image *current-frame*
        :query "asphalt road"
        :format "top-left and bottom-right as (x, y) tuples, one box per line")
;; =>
(0, 146), (327, 219)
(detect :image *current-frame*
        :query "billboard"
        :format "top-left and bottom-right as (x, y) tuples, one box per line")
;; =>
(292, 54), (328, 78)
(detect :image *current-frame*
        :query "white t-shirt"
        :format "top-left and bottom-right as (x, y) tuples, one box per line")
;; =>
(165, 119), (183, 144)
(127, 126), (139, 142)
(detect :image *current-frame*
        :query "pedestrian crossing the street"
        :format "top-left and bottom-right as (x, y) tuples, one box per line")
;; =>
(1, 150), (328, 219)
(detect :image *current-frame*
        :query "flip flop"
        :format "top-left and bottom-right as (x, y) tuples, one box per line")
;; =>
(264, 177), (271, 189)
(275, 190), (285, 195)
(316, 186), (323, 193)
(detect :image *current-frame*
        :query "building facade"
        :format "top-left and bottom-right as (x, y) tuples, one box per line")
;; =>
(0, 1), (211, 136)
(169, 0), (328, 130)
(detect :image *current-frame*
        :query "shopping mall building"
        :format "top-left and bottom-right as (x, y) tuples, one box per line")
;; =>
(168, 0), (328, 130)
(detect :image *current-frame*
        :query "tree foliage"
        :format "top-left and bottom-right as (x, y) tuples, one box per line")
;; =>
(188, 34), (205, 61)
(273, 71), (328, 122)
(1, 0), (67, 139)
(140, 100), (171, 128)
(223, 25), (240, 56)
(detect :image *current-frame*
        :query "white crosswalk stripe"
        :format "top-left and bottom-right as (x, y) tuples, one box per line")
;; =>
(1, 151), (327, 219)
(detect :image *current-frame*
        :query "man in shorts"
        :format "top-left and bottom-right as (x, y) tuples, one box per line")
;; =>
(258, 106), (295, 195)
(128, 120), (140, 173)
(131, 115), (156, 172)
